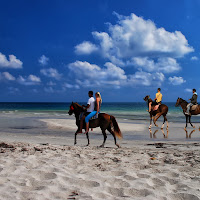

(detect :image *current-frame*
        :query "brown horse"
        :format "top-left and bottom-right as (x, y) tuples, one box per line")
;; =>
(68, 102), (122, 147)
(175, 97), (200, 129)
(144, 96), (169, 129)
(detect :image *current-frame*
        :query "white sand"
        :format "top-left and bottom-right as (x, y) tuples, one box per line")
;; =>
(0, 142), (200, 200)
(1, 114), (200, 199)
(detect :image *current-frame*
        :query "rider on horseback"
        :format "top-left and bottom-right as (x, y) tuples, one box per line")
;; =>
(77, 91), (95, 133)
(185, 89), (198, 115)
(149, 88), (162, 112)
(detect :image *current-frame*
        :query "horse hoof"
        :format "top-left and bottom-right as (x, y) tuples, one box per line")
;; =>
(116, 144), (120, 148)
(86, 144), (90, 146)
(99, 144), (104, 148)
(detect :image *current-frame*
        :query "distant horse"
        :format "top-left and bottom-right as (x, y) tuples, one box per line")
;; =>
(68, 102), (122, 147)
(175, 97), (200, 129)
(144, 96), (169, 129)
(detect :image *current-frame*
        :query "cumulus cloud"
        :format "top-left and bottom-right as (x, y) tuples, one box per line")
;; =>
(68, 61), (126, 83)
(0, 52), (23, 69)
(68, 61), (164, 88)
(92, 13), (193, 61)
(185, 88), (192, 92)
(0, 72), (15, 81)
(74, 41), (98, 55)
(191, 56), (198, 61)
(18, 75), (41, 85)
(38, 55), (49, 66)
(40, 68), (62, 80)
(63, 83), (80, 89)
(168, 76), (186, 85)
(132, 57), (181, 73)
(71, 13), (194, 88)
(128, 71), (165, 86)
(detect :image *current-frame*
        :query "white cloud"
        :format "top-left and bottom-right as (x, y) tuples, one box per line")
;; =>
(63, 83), (80, 89)
(132, 57), (181, 73)
(71, 13), (193, 88)
(185, 88), (192, 92)
(68, 61), (164, 88)
(91, 13), (193, 62)
(0, 72), (15, 81)
(28, 75), (41, 82)
(68, 61), (126, 83)
(191, 56), (198, 61)
(40, 68), (62, 80)
(0, 52), (23, 69)
(168, 76), (186, 85)
(74, 41), (98, 55)
(18, 75), (41, 85)
(38, 55), (49, 66)
(128, 71), (165, 86)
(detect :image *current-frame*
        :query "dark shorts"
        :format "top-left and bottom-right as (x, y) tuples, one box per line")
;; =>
(84, 112), (91, 116)
(152, 101), (158, 106)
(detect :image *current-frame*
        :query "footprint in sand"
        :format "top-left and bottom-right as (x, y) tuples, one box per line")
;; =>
(124, 175), (137, 181)
(40, 172), (57, 180)
(170, 193), (200, 200)
(106, 178), (130, 188)
(110, 171), (126, 176)
(162, 177), (178, 185)
(107, 187), (124, 197)
(125, 188), (153, 197)
(152, 178), (165, 187)
(137, 173), (151, 179)
(81, 180), (100, 187)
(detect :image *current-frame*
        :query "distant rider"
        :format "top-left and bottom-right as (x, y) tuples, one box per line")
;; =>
(185, 89), (198, 115)
(149, 88), (162, 112)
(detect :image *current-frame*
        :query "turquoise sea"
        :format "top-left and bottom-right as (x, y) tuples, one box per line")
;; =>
(0, 102), (200, 123)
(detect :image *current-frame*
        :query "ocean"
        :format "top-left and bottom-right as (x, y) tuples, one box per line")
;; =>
(0, 102), (199, 123)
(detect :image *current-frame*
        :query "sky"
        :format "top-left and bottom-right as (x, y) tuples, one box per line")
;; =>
(0, 0), (200, 102)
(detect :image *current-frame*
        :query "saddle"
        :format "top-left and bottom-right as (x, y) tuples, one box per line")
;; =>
(191, 104), (198, 111)
(79, 112), (98, 120)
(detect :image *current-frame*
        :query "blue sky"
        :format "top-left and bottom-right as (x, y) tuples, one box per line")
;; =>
(0, 0), (200, 102)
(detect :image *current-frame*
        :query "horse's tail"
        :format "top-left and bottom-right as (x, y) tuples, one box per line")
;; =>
(110, 116), (122, 139)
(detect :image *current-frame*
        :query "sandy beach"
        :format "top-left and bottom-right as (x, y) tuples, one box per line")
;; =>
(1, 112), (200, 199)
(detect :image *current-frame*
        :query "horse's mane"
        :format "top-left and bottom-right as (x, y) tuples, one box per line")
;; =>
(179, 98), (188, 104)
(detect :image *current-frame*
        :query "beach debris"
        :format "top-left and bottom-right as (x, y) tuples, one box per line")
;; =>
(0, 142), (15, 149)
(34, 147), (43, 152)
(68, 191), (79, 199)
(112, 157), (121, 163)
(150, 157), (156, 160)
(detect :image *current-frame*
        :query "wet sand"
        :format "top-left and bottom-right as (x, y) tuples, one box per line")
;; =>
(1, 112), (200, 199)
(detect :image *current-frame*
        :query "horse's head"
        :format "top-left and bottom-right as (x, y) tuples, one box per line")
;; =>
(143, 95), (150, 102)
(68, 102), (76, 115)
(68, 102), (84, 115)
(175, 97), (181, 107)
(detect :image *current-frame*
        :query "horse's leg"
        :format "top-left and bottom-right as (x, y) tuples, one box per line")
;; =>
(185, 115), (188, 129)
(149, 114), (153, 129)
(100, 129), (107, 148)
(107, 125), (120, 148)
(74, 128), (79, 145)
(153, 113), (162, 127)
(189, 129), (195, 138)
(86, 132), (90, 146)
(189, 115), (195, 128)
(161, 115), (168, 129)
